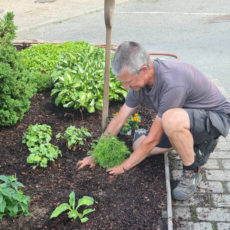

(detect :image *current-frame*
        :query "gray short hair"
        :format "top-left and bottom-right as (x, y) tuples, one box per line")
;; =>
(112, 41), (151, 76)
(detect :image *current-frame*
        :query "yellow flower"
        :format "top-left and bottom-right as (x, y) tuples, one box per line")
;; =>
(134, 113), (138, 117)
(124, 122), (128, 126)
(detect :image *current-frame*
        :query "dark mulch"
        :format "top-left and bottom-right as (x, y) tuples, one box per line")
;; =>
(0, 91), (167, 230)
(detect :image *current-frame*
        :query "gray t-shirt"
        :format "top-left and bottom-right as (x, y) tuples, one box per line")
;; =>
(125, 59), (230, 117)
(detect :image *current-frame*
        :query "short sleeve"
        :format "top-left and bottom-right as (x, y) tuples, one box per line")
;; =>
(157, 86), (187, 117)
(125, 89), (140, 108)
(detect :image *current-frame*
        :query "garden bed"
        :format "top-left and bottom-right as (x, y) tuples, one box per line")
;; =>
(0, 91), (167, 229)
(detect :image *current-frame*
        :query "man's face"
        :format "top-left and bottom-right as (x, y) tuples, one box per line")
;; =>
(118, 69), (145, 91)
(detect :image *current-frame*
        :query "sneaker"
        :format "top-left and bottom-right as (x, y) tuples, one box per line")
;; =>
(172, 170), (202, 201)
(194, 138), (218, 166)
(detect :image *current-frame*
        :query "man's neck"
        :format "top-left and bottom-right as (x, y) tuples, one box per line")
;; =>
(146, 61), (155, 89)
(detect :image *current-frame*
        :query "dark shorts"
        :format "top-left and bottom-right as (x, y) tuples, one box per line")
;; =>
(133, 109), (230, 148)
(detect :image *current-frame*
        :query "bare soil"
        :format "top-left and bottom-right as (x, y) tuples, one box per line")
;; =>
(0, 91), (167, 230)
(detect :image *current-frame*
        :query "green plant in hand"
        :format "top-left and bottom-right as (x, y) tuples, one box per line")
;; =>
(50, 191), (95, 223)
(0, 175), (30, 220)
(56, 126), (91, 151)
(88, 135), (131, 169)
(22, 124), (62, 169)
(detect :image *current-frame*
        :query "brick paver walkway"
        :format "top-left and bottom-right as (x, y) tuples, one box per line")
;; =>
(170, 133), (230, 230)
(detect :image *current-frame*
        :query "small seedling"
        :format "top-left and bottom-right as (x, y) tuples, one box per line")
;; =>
(50, 191), (95, 223)
(56, 126), (91, 151)
(22, 124), (62, 168)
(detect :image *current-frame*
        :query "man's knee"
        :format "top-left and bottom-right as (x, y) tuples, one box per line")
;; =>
(162, 108), (190, 136)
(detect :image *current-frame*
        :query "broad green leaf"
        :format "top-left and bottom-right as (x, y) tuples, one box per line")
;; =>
(95, 101), (103, 110)
(82, 208), (95, 217)
(19, 203), (29, 213)
(69, 191), (75, 210)
(79, 92), (87, 104)
(0, 175), (9, 183)
(87, 105), (95, 113)
(0, 199), (6, 213)
(80, 217), (89, 223)
(22, 195), (30, 205)
(11, 181), (24, 189)
(0, 187), (14, 197)
(12, 205), (18, 215)
(50, 203), (70, 219)
(76, 196), (94, 210)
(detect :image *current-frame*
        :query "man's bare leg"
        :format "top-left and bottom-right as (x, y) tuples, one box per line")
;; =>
(161, 108), (201, 201)
(162, 108), (195, 166)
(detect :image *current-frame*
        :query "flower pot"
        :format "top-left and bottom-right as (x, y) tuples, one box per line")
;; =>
(119, 130), (132, 135)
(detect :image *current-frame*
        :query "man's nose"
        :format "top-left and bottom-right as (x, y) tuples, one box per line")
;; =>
(123, 83), (129, 90)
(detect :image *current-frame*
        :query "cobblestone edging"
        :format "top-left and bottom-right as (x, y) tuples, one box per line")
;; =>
(170, 132), (230, 230)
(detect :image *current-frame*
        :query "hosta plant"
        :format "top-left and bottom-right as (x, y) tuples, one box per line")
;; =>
(19, 41), (90, 92)
(0, 175), (30, 220)
(22, 124), (62, 169)
(56, 126), (91, 151)
(50, 191), (95, 223)
(88, 135), (131, 169)
(51, 42), (127, 113)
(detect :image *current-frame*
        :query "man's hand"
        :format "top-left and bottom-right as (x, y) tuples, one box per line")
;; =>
(76, 156), (96, 169)
(107, 165), (126, 175)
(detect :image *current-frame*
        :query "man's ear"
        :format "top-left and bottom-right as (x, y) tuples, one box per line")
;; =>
(140, 65), (148, 73)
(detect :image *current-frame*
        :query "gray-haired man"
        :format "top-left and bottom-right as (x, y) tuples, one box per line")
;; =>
(77, 41), (230, 200)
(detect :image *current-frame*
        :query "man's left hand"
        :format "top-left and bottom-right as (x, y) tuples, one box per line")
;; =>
(107, 165), (126, 175)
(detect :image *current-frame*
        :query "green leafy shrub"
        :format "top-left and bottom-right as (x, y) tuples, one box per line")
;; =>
(19, 41), (89, 92)
(51, 42), (127, 113)
(50, 191), (95, 223)
(0, 175), (30, 220)
(56, 126), (91, 151)
(0, 12), (34, 126)
(22, 124), (62, 168)
(88, 135), (131, 169)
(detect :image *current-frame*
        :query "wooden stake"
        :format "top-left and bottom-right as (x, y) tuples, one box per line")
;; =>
(102, 0), (115, 130)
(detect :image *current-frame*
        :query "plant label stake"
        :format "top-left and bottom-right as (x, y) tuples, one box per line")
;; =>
(102, 0), (115, 130)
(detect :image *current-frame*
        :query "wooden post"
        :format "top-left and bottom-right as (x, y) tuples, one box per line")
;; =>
(101, 0), (115, 131)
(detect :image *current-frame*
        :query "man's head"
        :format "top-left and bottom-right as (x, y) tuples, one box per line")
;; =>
(112, 41), (153, 91)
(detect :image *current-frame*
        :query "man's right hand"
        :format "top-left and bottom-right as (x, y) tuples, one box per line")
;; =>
(76, 156), (96, 169)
